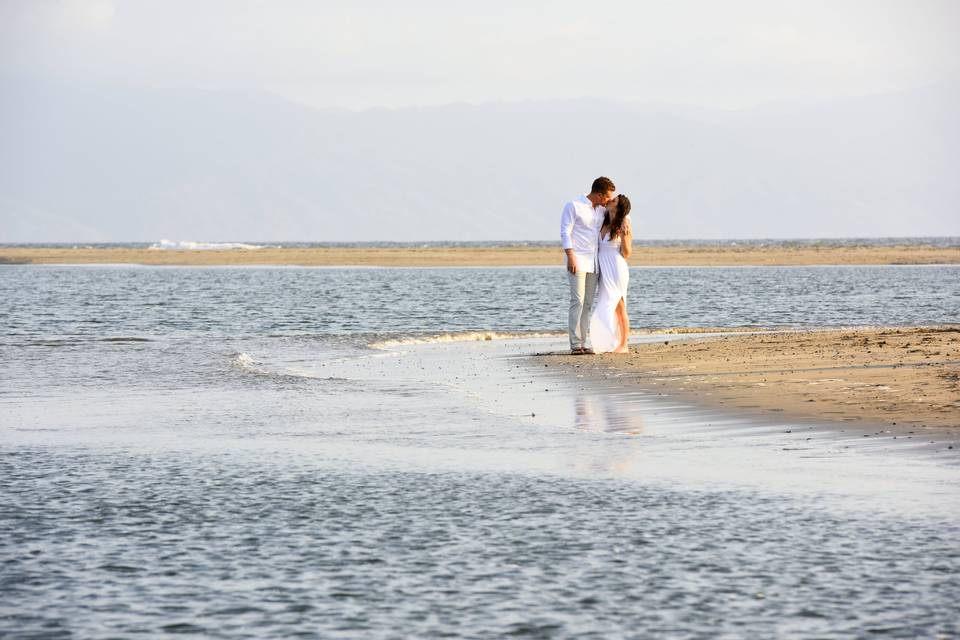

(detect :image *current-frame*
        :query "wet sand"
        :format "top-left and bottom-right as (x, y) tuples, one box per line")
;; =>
(540, 326), (960, 430)
(2, 245), (958, 266)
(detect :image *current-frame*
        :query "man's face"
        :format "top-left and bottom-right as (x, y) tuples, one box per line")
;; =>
(602, 190), (617, 207)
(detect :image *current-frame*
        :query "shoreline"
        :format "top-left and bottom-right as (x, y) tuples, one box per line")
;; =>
(535, 326), (960, 432)
(2, 245), (959, 267)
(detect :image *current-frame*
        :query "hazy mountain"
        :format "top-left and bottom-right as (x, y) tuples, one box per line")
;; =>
(1, 78), (957, 242)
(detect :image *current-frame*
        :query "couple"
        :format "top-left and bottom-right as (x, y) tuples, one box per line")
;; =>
(560, 176), (632, 355)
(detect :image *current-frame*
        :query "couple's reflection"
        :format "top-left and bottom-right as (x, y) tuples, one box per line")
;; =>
(574, 391), (646, 435)
(571, 390), (647, 475)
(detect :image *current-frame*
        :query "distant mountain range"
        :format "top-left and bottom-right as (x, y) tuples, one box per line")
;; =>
(1, 78), (957, 242)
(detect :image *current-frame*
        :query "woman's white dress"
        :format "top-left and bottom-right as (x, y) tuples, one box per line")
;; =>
(589, 219), (630, 353)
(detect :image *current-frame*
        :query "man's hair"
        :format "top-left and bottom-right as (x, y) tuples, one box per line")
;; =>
(590, 176), (616, 194)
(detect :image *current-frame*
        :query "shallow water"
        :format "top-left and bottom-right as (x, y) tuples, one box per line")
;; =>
(2, 265), (959, 638)
(2, 264), (959, 338)
(5, 447), (958, 639)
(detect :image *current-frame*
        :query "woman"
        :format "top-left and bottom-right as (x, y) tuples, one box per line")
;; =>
(589, 194), (632, 354)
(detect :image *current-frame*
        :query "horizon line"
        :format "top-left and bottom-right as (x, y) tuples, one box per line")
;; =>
(3, 236), (958, 246)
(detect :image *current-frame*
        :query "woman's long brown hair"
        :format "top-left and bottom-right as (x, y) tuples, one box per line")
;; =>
(604, 194), (632, 240)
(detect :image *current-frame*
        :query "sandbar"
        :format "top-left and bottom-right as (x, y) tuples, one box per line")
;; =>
(541, 326), (960, 430)
(1, 245), (958, 267)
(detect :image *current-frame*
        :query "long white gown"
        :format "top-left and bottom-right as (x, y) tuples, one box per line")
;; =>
(589, 220), (630, 353)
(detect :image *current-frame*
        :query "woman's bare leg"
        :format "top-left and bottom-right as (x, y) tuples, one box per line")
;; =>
(615, 298), (630, 353)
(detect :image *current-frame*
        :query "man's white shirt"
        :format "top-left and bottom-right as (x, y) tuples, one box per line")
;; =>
(560, 194), (605, 273)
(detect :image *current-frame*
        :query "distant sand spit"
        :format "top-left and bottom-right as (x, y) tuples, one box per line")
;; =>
(541, 326), (960, 430)
(1, 245), (959, 266)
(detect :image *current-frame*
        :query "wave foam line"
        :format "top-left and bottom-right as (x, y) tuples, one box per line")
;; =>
(149, 239), (268, 250)
(368, 328), (773, 349)
(231, 352), (265, 373)
(649, 326), (775, 335)
(230, 352), (351, 382)
(369, 331), (564, 350)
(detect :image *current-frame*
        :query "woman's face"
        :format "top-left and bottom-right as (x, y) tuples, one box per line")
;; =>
(607, 197), (619, 216)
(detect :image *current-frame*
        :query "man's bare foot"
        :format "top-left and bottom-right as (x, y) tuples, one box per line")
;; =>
(571, 347), (585, 355)
(582, 348), (596, 355)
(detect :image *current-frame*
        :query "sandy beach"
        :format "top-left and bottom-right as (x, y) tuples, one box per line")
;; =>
(1, 244), (958, 267)
(541, 326), (960, 430)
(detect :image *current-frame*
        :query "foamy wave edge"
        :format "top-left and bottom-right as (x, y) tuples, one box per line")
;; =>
(231, 352), (264, 372)
(369, 331), (564, 349)
(149, 239), (268, 250)
(368, 328), (772, 349)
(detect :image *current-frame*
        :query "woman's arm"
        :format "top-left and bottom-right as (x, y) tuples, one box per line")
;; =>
(620, 218), (632, 259)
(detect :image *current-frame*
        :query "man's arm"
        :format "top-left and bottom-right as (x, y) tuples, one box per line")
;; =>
(560, 202), (578, 274)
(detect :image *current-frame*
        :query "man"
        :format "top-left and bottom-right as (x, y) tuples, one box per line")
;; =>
(560, 176), (617, 355)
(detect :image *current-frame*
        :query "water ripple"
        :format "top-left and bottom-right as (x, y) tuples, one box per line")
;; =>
(2, 449), (957, 638)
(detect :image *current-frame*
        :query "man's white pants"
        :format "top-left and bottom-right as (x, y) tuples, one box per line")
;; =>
(568, 271), (598, 350)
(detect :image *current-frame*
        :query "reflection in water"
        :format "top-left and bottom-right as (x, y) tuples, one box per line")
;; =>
(572, 392), (646, 476)
(575, 392), (646, 436)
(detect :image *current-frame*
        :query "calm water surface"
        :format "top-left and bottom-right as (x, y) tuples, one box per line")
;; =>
(2, 264), (959, 638)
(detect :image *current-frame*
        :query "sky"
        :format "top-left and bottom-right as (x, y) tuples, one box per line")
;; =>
(2, 0), (959, 110)
(1, 1), (958, 241)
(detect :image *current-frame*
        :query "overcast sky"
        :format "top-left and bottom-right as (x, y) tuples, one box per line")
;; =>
(2, 0), (958, 110)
